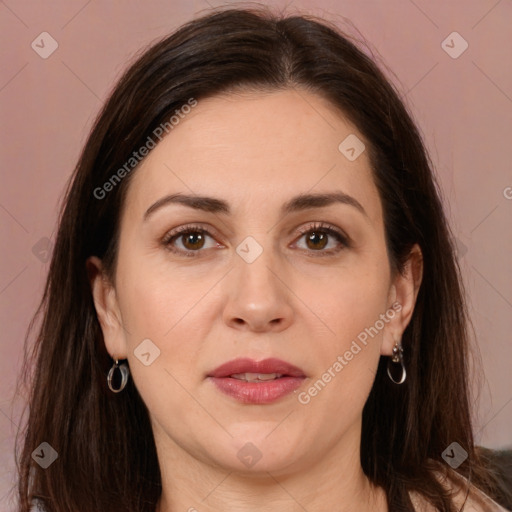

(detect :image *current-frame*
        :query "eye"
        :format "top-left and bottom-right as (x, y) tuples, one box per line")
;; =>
(162, 222), (349, 258)
(162, 224), (220, 257)
(293, 222), (349, 256)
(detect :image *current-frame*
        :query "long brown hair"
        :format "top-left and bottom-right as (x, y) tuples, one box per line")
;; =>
(14, 6), (508, 511)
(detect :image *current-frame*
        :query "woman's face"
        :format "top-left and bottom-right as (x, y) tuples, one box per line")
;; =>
(90, 89), (421, 476)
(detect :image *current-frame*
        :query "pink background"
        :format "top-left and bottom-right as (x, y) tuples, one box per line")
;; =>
(1, 0), (511, 508)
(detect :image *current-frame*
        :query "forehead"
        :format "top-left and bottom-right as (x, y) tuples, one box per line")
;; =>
(123, 89), (382, 225)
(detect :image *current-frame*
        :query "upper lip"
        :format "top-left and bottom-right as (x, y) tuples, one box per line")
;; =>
(208, 357), (306, 378)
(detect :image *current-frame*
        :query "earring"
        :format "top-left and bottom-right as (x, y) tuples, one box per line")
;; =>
(107, 358), (130, 393)
(387, 340), (406, 384)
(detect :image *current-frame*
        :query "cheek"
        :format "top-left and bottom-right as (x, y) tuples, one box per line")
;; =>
(299, 273), (388, 422)
(115, 265), (205, 417)
(113, 255), (198, 379)
(303, 260), (391, 348)
(116, 247), (207, 337)
(118, 276), (174, 337)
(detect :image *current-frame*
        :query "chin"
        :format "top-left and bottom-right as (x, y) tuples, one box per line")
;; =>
(207, 435), (304, 475)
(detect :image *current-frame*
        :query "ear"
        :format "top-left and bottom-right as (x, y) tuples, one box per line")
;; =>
(86, 256), (128, 359)
(381, 243), (423, 356)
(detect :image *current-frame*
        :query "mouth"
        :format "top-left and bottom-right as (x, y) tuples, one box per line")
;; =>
(207, 358), (306, 404)
(229, 372), (286, 382)
(208, 357), (306, 379)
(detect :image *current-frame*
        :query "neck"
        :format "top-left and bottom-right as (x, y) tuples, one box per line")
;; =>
(153, 421), (388, 512)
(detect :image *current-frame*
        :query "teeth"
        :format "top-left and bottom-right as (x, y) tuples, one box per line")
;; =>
(230, 372), (283, 382)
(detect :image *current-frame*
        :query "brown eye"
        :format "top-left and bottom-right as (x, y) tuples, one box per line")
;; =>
(162, 222), (348, 258)
(295, 223), (349, 256)
(180, 231), (206, 250)
(162, 225), (219, 256)
(304, 230), (329, 250)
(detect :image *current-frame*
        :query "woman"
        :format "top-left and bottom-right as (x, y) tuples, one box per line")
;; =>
(15, 6), (511, 512)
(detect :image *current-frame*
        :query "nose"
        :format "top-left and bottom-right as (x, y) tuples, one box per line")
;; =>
(222, 245), (294, 333)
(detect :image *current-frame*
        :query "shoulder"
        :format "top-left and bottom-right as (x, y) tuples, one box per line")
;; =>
(409, 471), (511, 512)
(454, 485), (511, 512)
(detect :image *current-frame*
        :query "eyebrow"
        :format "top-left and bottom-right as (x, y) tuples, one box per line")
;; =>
(143, 191), (368, 220)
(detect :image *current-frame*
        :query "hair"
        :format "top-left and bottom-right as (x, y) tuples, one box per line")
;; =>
(14, 5), (510, 512)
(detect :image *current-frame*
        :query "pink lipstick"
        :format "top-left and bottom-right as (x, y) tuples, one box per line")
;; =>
(207, 357), (306, 404)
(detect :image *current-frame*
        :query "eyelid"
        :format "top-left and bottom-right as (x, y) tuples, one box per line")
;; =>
(161, 223), (220, 248)
(292, 221), (350, 253)
(161, 221), (349, 256)
(295, 221), (348, 241)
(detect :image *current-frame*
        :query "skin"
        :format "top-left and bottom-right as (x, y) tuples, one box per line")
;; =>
(88, 89), (423, 512)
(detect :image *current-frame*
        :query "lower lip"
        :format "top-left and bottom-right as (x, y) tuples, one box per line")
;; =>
(208, 376), (305, 404)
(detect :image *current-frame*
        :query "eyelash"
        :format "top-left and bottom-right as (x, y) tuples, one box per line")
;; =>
(161, 222), (350, 258)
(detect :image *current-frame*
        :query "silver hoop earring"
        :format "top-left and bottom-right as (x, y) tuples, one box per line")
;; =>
(107, 359), (130, 393)
(387, 341), (406, 384)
